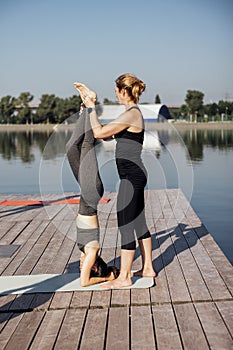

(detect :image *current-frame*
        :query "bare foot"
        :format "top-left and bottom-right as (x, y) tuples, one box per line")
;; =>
(133, 268), (156, 278)
(101, 277), (132, 289)
(73, 82), (96, 101)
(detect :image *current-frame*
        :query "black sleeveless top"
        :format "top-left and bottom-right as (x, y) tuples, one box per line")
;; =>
(115, 106), (147, 188)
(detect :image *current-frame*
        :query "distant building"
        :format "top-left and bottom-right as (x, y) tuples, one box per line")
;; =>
(98, 104), (172, 122)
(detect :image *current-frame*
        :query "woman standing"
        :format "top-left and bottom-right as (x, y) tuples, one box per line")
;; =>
(75, 74), (156, 288)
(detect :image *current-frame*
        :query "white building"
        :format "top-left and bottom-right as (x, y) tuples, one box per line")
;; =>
(98, 104), (171, 122)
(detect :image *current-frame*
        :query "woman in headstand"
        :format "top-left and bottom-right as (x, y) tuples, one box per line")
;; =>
(66, 92), (119, 287)
(75, 74), (156, 289)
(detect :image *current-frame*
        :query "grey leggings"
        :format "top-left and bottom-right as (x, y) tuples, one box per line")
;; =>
(66, 108), (104, 251)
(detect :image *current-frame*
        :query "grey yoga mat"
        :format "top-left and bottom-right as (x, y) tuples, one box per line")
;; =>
(0, 273), (154, 294)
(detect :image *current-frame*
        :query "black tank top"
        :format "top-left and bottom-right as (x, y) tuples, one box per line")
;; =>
(115, 106), (147, 187)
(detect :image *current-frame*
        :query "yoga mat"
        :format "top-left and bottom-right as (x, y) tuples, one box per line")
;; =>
(0, 273), (154, 295)
(0, 198), (110, 206)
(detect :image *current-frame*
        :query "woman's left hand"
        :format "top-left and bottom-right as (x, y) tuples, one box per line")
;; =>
(82, 95), (96, 108)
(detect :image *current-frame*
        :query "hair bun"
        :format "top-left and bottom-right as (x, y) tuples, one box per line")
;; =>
(115, 73), (146, 103)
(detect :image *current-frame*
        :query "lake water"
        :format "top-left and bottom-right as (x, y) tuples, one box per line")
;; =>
(0, 124), (232, 264)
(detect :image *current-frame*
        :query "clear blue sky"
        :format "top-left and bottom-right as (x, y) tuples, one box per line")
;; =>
(0, 0), (232, 105)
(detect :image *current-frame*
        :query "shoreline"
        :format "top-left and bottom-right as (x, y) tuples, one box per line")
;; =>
(0, 121), (233, 132)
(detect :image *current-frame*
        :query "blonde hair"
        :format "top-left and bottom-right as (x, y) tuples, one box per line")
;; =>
(115, 73), (146, 103)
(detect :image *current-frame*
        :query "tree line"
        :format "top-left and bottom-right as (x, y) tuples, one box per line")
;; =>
(0, 93), (83, 125)
(0, 90), (232, 124)
(179, 90), (233, 122)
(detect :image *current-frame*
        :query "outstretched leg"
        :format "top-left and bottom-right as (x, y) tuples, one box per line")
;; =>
(66, 107), (112, 286)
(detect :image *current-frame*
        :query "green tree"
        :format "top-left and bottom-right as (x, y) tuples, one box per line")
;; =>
(0, 95), (16, 124)
(103, 98), (118, 105)
(16, 92), (34, 124)
(53, 97), (66, 123)
(155, 94), (161, 104)
(204, 103), (218, 118)
(36, 94), (57, 123)
(218, 100), (233, 116)
(179, 104), (189, 119)
(185, 90), (204, 122)
(65, 95), (82, 120)
(53, 95), (82, 123)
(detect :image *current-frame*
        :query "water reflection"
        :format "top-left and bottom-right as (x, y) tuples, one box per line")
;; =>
(179, 128), (233, 162)
(0, 127), (232, 163)
(0, 130), (52, 163)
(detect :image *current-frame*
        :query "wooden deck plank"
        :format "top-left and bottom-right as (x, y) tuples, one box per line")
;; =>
(0, 220), (50, 276)
(30, 205), (63, 222)
(52, 204), (76, 223)
(9, 293), (35, 311)
(149, 192), (173, 304)
(3, 311), (44, 350)
(54, 308), (87, 350)
(215, 301), (233, 337)
(0, 313), (24, 349)
(106, 307), (129, 349)
(131, 288), (151, 306)
(49, 291), (72, 310)
(0, 312), (13, 333)
(166, 188), (190, 222)
(29, 309), (66, 350)
(0, 221), (16, 240)
(155, 218), (191, 303)
(0, 221), (29, 245)
(65, 242), (80, 274)
(167, 218), (212, 302)
(191, 223), (233, 295)
(70, 291), (92, 309)
(47, 236), (76, 275)
(101, 223), (118, 250)
(0, 294), (16, 311)
(98, 191), (116, 221)
(131, 305), (155, 349)
(31, 220), (72, 274)
(29, 292), (53, 311)
(157, 189), (174, 219)
(13, 221), (58, 275)
(90, 290), (111, 309)
(111, 289), (130, 307)
(79, 308), (108, 350)
(174, 303), (209, 350)
(182, 220), (231, 300)
(194, 302), (233, 349)
(152, 304), (182, 350)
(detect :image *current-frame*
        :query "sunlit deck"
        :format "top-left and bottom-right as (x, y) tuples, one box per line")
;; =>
(0, 189), (232, 349)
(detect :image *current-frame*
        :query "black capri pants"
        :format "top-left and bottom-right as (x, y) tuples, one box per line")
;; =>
(117, 175), (151, 250)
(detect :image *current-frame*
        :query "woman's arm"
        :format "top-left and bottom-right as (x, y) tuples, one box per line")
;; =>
(89, 109), (140, 139)
(80, 248), (114, 287)
(75, 83), (141, 139)
(89, 110), (129, 139)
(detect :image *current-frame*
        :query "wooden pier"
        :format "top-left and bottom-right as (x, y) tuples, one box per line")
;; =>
(0, 189), (232, 349)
